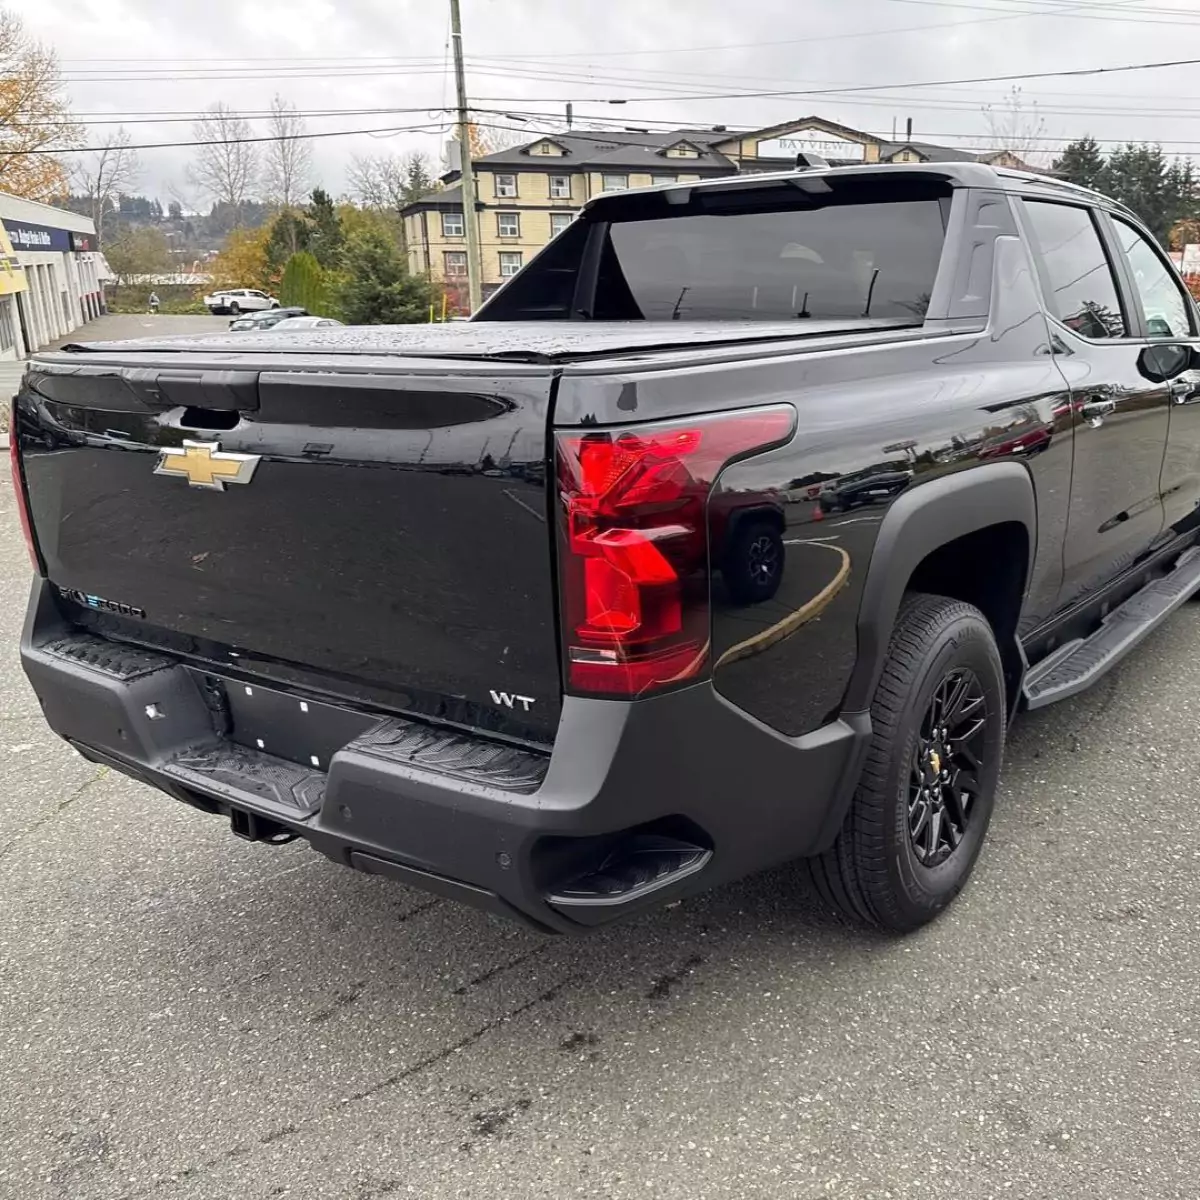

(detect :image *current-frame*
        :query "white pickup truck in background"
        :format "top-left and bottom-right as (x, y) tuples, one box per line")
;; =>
(203, 288), (279, 315)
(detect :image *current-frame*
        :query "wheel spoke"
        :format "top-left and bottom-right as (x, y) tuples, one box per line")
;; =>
(944, 778), (968, 827)
(944, 814), (962, 849)
(943, 673), (970, 723)
(910, 799), (930, 843)
(953, 696), (986, 731)
(928, 807), (943, 856)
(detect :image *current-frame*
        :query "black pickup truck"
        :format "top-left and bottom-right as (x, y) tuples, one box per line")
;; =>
(14, 162), (1200, 934)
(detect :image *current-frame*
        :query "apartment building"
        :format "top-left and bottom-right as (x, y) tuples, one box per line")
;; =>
(401, 116), (1035, 304)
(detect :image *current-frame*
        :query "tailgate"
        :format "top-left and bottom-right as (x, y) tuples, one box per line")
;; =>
(16, 360), (562, 743)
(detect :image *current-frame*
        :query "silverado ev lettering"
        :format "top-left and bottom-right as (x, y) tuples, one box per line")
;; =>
(15, 162), (1200, 935)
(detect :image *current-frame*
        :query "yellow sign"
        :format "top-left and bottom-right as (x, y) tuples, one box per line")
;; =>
(0, 225), (27, 297)
(153, 441), (261, 491)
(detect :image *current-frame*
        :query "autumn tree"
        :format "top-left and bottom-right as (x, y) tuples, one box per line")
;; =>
(188, 103), (258, 215)
(262, 94), (312, 209)
(0, 9), (81, 200)
(208, 226), (271, 291)
(70, 128), (140, 246)
(105, 226), (173, 284)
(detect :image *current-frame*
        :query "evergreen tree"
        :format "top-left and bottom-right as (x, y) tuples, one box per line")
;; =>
(265, 209), (311, 277)
(1106, 143), (1175, 242)
(279, 251), (328, 313)
(307, 187), (344, 269)
(1053, 136), (1107, 193)
(334, 228), (434, 324)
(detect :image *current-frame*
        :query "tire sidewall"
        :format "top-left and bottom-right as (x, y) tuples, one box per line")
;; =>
(880, 614), (1005, 926)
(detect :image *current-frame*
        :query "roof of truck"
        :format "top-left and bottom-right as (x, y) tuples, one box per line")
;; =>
(584, 160), (1136, 220)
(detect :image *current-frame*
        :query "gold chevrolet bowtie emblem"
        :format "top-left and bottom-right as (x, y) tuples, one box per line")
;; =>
(930, 750), (942, 775)
(153, 440), (261, 491)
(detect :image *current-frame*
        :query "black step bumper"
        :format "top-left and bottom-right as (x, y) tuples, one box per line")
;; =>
(20, 580), (869, 933)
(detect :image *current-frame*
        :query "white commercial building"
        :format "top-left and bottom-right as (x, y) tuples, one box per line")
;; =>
(0, 192), (103, 362)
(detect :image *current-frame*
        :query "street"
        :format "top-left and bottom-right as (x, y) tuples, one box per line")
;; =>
(1, 447), (1198, 1199)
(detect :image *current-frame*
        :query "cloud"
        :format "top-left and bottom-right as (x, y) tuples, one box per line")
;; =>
(20, 0), (1200, 206)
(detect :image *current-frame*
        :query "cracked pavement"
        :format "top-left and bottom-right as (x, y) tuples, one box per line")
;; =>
(3, 437), (1200, 1197)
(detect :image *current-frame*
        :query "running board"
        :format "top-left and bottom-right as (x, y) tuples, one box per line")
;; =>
(1024, 546), (1200, 709)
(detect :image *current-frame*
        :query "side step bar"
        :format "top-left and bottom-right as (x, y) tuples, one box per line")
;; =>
(1024, 546), (1200, 709)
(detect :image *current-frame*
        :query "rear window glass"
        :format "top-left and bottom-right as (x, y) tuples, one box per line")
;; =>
(1024, 201), (1127, 338)
(591, 200), (946, 322)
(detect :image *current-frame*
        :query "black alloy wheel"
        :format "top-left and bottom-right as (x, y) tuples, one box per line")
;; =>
(804, 592), (1006, 932)
(908, 668), (987, 868)
(747, 532), (781, 590)
(724, 519), (785, 605)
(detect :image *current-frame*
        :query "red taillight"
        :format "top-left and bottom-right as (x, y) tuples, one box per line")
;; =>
(9, 409), (42, 574)
(556, 405), (795, 698)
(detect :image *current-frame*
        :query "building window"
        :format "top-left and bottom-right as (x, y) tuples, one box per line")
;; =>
(443, 251), (468, 277)
(651, 174), (677, 185)
(666, 144), (700, 158)
(441, 211), (464, 238)
(550, 175), (571, 199)
(497, 212), (521, 238)
(494, 174), (518, 198)
(499, 251), (523, 278)
(550, 212), (573, 237)
(601, 174), (628, 192)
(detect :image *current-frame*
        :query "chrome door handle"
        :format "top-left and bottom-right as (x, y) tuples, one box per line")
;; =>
(1080, 397), (1116, 427)
(1171, 377), (1199, 403)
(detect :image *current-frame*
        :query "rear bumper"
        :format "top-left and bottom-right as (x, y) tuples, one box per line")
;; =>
(21, 580), (869, 933)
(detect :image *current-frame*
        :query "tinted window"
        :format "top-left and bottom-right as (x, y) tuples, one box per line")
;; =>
(1113, 217), (1193, 338)
(1025, 201), (1126, 338)
(591, 200), (945, 322)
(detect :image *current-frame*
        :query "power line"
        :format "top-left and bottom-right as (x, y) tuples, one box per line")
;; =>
(467, 53), (1200, 105)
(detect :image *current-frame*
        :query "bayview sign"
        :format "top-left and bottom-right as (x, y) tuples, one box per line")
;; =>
(754, 129), (867, 162)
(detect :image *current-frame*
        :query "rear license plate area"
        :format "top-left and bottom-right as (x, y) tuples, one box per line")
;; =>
(190, 670), (379, 771)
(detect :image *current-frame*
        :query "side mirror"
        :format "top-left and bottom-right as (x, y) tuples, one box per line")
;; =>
(1138, 342), (1191, 383)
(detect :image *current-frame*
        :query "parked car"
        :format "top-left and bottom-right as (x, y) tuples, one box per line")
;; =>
(203, 288), (279, 315)
(18, 161), (1200, 938)
(229, 307), (307, 332)
(267, 317), (344, 332)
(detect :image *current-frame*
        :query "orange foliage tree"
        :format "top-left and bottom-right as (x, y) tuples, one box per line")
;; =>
(208, 227), (272, 292)
(0, 10), (80, 201)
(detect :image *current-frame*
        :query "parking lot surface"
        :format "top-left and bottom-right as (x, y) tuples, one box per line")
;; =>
(2, 444), (1199, 1198)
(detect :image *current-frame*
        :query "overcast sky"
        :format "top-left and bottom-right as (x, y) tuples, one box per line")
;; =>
(17, 0), (1200, 207)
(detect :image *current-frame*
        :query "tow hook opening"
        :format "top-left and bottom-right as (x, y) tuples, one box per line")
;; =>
(229, 808), (297, 844)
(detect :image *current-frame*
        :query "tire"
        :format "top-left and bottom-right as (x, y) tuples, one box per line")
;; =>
(805, 593), (1006, 932)
(270, 300), (280, 309)
(723, 519), (785, 605)
(229, 302), (241, 315)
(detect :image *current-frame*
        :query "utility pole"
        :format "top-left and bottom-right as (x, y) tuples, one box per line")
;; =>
(450, 0), (483, 312)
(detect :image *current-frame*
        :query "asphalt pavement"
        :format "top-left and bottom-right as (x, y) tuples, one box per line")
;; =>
(3, 326), (1200, 1197)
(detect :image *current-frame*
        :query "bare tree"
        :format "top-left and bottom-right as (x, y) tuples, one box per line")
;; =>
(981, 86), (1051, 167)
(262, 94), (312, 209)
(187, 103), (258, 214)
(70, 128), (140, 245)
(348, 151), (438, 214)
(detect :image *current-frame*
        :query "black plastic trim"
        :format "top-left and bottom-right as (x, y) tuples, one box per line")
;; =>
(845, 462), (1037, 713)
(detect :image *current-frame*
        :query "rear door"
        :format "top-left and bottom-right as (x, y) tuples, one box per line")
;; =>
(1021, 197), (1172, 607)
(17, 360), (562, 742)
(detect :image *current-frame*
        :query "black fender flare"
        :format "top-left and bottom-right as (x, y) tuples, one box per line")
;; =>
(842, 462), (1037, 714)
